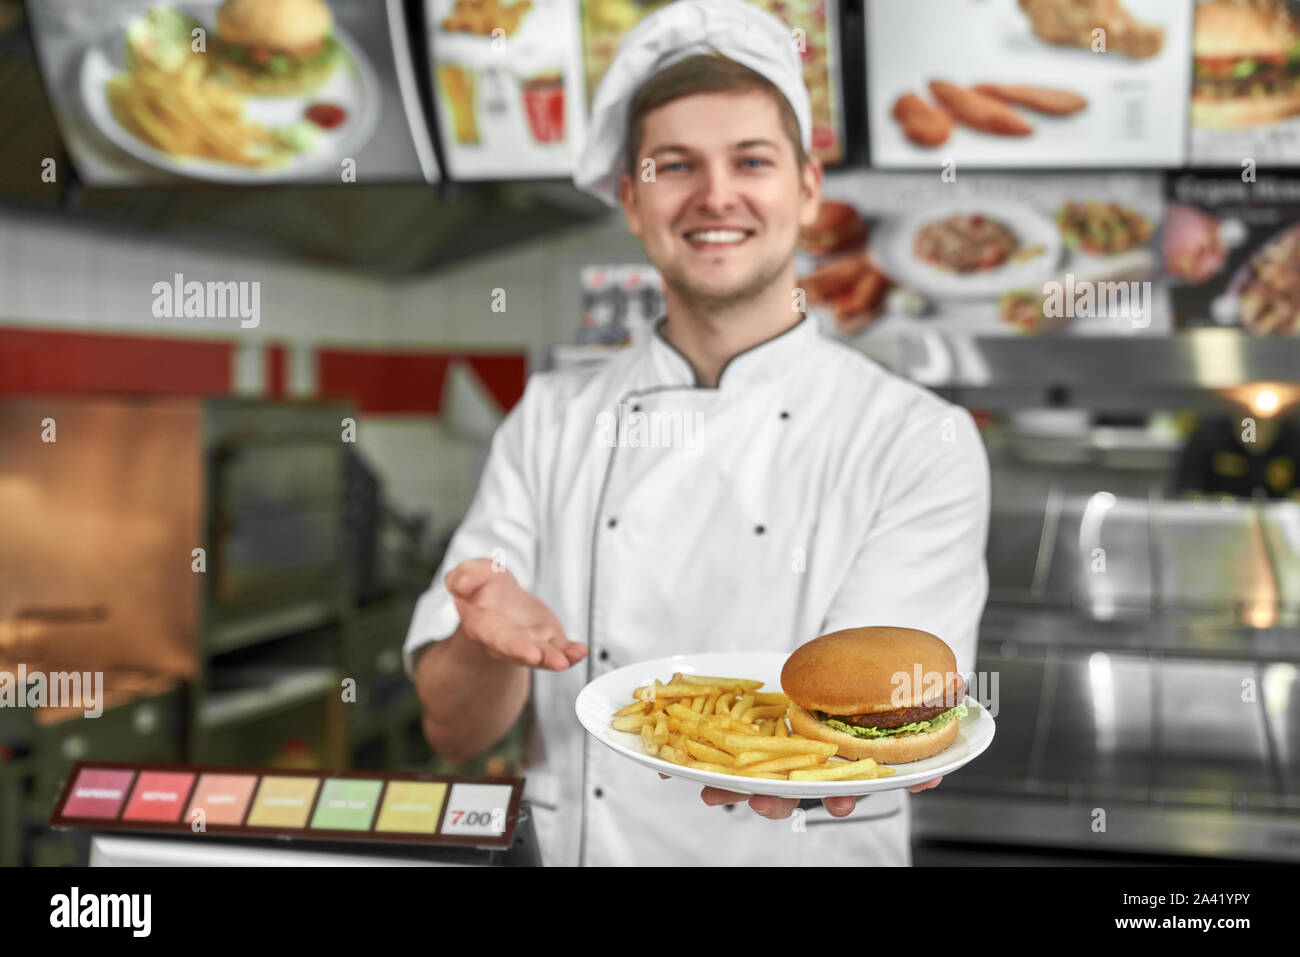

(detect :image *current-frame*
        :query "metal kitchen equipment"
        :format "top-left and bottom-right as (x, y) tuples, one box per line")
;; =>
(884, 335), (1300, 862)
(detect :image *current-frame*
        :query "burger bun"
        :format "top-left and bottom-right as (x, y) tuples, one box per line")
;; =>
(1191, 88), (1300, 129)
(216, 0), (333, 50)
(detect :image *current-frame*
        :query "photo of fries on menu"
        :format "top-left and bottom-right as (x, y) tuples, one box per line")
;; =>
(868, 0), (1193, 167)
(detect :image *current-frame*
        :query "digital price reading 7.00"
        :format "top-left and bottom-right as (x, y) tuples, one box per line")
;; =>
(440, 784), (511, 837)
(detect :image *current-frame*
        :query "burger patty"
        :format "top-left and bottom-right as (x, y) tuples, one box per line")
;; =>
(1194, 74), (1300, 98)
(835, 677), (967, 729)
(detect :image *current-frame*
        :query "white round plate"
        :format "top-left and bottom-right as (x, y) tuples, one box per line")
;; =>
(78, 15), (380, 183)
(575, 651), (996, 798)
(871, 199), (1062, 300)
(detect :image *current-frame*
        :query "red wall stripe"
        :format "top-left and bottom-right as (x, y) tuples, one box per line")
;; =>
(266, 342), (288, 399)
(0, 327), (233, 396)
(462, 354), (527, 411)
(0, 327), (528, 415)
(317, 349), (452, 414)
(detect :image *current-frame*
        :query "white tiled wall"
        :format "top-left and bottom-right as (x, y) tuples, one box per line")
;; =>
(0, 208), (648, 542)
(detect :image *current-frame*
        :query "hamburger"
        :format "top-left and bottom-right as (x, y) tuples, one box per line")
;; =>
(213, 0), (342, 96)
(781, 627), (968, 764)
(1191, 0), (1300, 129)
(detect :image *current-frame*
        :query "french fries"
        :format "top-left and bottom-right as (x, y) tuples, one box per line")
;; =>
(105, 59), (292, 168)
(609, 673), (896, 784)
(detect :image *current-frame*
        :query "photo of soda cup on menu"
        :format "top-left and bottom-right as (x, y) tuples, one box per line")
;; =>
(522, 72), (566, 144)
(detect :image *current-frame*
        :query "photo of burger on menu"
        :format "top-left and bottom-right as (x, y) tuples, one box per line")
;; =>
(1190, 0), (1300, 163)
(27, 0), (437, 183)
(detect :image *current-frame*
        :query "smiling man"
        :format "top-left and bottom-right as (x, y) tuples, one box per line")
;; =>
(619, 59), (812, 387)
(405, 0), (990, 866)
(629, 83), (800, 302)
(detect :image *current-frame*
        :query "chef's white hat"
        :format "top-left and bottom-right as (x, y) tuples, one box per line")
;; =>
(573, 0), (812, 207)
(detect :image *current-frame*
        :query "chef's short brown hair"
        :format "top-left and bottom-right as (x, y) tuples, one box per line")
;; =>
(624, 52), (809, 182)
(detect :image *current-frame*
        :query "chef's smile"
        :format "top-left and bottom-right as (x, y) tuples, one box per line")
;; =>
(682, 227), (756, 252)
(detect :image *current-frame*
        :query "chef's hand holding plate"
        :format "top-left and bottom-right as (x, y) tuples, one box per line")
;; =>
(686, 776), (943, 818)
(446, 558), (588, 670)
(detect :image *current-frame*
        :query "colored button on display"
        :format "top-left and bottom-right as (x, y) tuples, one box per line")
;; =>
(440, 783), (511, 837)
(374, 781), (446, 834)
(246, 775), (320, 829)
(186, 774), (258, 826)
(62, 768), (135, 820)
(310, 778), (383, 832)
(122, 771), (196, 823)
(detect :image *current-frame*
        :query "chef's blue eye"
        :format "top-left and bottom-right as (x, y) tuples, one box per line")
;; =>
(661, 160), (689, 171)
(740, 157), (771, 168)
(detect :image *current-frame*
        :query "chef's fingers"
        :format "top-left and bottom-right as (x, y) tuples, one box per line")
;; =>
(522, 621), (587, 670)
(535, 623), (588, 665)
(452, 594), (545, 667)
(700, 788), (798, 819)
(747, 794), (800, 819)
(531, 635), (575, 671)
(699, 786), (749, 806)
(705, 788), (853, 818)
(906, 776), (943, 793)
(445, 557), (511, 598)
(561, 642), (589, 664)
(821, 796), (856, 817)
(520, 614), (588, 664)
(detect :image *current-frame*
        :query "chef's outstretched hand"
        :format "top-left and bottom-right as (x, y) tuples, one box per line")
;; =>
(446, 558), (587, 671)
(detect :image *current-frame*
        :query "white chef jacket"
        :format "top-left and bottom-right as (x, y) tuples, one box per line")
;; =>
(404, 313), (990, 867)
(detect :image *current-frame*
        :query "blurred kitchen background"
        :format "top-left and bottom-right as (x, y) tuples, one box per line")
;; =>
(2, 0), (1300, 866)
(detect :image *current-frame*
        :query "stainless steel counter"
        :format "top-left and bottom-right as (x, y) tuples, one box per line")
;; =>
(922, 488), (1300, 862)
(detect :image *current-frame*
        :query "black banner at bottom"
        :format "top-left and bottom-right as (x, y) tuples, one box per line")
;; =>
(6, 860), (1280, 941)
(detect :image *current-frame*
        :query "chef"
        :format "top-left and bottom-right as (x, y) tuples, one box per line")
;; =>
(405, 0), (990, 866)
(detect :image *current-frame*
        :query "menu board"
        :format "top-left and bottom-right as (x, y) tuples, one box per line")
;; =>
(581, 0), (846, 165)
(1166, 172), (1300, 334)
(867, 0), (1192, 168)
(1189, 0), (1300, 165)
(798, 170), (1171, 338)
(427, 0), (585, 179)
(28, 0), (438, 185)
